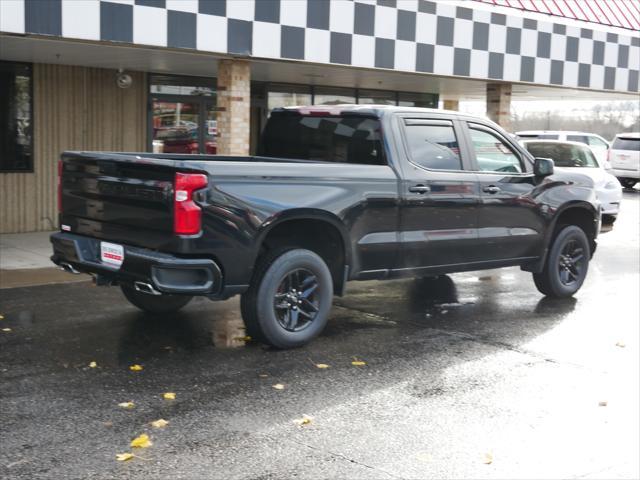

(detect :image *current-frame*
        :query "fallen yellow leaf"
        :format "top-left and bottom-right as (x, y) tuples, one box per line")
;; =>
(130, 433), (152, 448)
(293, 414), (313, 426)
(272, 384), (285, 390)
(316, 363), (330, 369)
(163, 392), (176, 400)
(615, 341), (626, 348)
(0, 314), (4, 320)
(233, 335), (252, 342)
(351, 360), (366, 366)
(116, 453), (134, 462)
(151, 419), (169, 428)
(89, 361), (97, 368)
(483, 453), (493, 464)
(129, 364), (143, 371)
(258, 373), (269, 378)
(2, 328), (12, 333)
(118, 401), (135, 409)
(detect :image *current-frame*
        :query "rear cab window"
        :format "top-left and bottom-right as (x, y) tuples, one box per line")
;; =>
(259, 112), (386, 165)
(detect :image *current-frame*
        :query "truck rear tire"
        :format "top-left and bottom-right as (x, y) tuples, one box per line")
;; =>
(619, 178), (637, 189)
(241, 248), (333, 349)
(532, 225), (590, 298)
(121, 285), (192, 314)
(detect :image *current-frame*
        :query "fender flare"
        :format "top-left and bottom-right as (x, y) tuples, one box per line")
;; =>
(252, 208), (354, 271)
(524, 201), (599, 273)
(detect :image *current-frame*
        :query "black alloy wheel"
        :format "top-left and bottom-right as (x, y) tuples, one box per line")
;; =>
(240, 248), (333, 349)
(557, 239), (586, 287)
(273, 269), (320, 332)
(532, 225), (590, 298)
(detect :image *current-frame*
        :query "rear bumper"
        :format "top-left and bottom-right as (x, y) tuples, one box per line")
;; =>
(50, 232), (222, 295)
(612, 168), (639, 180)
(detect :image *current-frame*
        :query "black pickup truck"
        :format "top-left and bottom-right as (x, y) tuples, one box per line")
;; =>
(52, 106), (600, 348)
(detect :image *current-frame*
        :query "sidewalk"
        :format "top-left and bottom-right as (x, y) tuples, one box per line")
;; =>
(0, 231), (89, 289)
(0, 231), (55, 270)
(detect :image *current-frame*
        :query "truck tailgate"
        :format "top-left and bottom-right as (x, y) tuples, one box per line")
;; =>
(60, 153), (179, 248)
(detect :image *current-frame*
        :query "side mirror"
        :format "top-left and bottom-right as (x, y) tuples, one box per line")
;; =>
(534, 157), (554, 177)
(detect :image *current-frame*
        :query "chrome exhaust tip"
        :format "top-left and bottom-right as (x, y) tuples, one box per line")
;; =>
(133, 281), (162, 296)
(59, 262), (81, 274)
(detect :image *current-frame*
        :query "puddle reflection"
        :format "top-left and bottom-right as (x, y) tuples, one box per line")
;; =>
(210, 309), (249, 348)
(407, 275), (476, 317)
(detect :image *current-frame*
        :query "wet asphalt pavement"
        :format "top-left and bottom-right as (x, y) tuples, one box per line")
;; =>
(1, 190), (639, 480)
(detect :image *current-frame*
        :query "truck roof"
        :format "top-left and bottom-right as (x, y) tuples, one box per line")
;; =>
(272, 104), (461, 118)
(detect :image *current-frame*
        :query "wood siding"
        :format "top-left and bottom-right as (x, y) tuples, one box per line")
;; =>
(0, 64), (146, 233)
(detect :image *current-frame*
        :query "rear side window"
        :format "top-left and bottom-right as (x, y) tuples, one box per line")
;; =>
(612, 137), (640, 151)
(470, 127), (523, 173)
(567, 135), (588, 144)
(259, 114), (386, 165)
(403, 123), (462, 170)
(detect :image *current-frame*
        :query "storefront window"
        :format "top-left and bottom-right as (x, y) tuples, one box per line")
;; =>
(358, 89), (396, 105)
(0, 62), (33, 172)
(398, 92), (437, 108)
(267, 84), (312, 111)
(314, 86), (356, 105)
(149, 74), (216, 154)
(150, 74), (215, 97)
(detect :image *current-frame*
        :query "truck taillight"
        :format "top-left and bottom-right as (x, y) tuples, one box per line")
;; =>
(174, 172), (208, 235)
(57, 160), (63, 213)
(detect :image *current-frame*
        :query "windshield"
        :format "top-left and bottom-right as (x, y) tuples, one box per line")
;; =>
(525, 142), (599, 168)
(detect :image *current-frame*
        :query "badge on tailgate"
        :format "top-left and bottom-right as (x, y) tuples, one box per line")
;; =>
(100, 242), (124, 269)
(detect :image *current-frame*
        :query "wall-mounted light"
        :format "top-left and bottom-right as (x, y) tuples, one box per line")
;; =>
(116, 68), (132, 89)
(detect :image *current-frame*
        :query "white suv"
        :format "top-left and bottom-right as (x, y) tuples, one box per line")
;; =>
(609, 133), (640, 189)
(515, 131), (610, 166)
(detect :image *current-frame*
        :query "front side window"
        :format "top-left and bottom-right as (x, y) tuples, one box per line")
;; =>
(259, 114), (386, 165)
(0, 62), (33, 172)
(525, 142), (598, 168)
(470, 127), (522, 173)
(403, 123), (462, 170)
(587, 136), (609, 149)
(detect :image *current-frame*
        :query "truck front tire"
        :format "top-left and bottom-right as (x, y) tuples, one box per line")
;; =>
(120, 285), (192, 314)
(533, 225), (590, 298)
(241, 248), (333, 349)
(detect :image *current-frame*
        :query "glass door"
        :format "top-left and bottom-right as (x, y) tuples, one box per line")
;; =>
(148, 74), (217, 155)
(151, 99), (201, 154)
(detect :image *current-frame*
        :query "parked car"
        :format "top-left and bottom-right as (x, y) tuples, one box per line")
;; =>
(522, 140), (622, 225)
(608, 132), (640, 189)
(52, 106), (601, 348)
(515, 130), (610, 167)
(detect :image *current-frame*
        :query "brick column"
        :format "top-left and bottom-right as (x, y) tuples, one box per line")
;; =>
(486, 83), (512, 131)
(216, 59), (250, 155)
(443, 99), (459, 111)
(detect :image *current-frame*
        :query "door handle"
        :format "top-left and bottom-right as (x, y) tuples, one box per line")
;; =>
(483, 185), (501, 194)
(409, 185), (430, 194)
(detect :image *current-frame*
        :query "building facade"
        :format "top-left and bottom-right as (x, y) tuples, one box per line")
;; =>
(1, 0), (638, 233)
